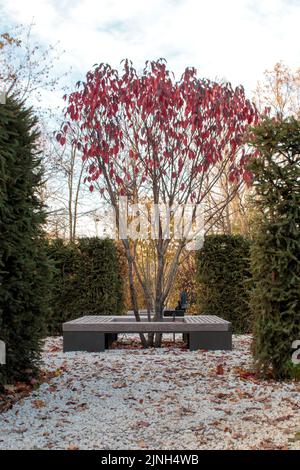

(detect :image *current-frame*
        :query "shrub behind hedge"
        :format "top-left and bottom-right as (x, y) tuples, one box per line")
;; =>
(46, 237), (125, 334)
(196, 234), (252, 333)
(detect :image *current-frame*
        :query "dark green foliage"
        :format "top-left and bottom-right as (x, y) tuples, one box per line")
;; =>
(196, 234), (252, 333)
(248, 117), (300, 380)
(46, 237), (125, 334)
(0, 97), (52, 385)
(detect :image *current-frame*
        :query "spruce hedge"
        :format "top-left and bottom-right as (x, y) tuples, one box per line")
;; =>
(0, 97), (52, 385)
(248, 118), (300, 380)
(196, 234), (252, 333)
(46, 237), (125, 334)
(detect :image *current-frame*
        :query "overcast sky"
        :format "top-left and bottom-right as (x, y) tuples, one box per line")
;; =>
(1, 0), (300, 102)
(1, 0), (299, 236)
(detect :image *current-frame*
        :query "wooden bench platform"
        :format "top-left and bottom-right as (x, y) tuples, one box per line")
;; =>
(63, 315), (232, 352)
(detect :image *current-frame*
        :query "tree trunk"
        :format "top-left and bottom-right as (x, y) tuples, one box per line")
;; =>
(126, 248), (148, 348)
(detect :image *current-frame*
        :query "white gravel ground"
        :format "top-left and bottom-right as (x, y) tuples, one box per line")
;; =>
(0, 334), (299, 450)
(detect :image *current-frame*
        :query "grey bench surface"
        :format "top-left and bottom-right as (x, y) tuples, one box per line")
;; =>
(63, 314), (232, 352)
(63, 315), (231, 332)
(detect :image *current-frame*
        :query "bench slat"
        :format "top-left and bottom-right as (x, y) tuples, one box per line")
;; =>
(63, 315), (231, 332)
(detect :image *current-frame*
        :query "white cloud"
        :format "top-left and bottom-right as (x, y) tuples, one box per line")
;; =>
(1, 0), (300, 100)
(1, 0), (299, 236)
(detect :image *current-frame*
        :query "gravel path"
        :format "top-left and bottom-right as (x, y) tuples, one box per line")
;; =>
(0, 335), (299, 450)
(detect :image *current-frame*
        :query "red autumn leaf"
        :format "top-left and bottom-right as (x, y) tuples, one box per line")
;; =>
(216, 364), (224, 375)
(89, 185), (94, 192)
(243, 170), (253, 185)
(178, 157), (184, 173)
(115, 175), (123, 185)
(229, 168), (239, 183)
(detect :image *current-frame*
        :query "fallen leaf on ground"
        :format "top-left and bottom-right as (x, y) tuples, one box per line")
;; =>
(136, 420), (150, 428)
(234, 367), (257, 381)
(113, 382), (127, 389)
(49, 346), (61, 352)
(3, 385), (18, 394)
(215, 392), (230, 399)
(273, 414), (293, 423)
(32, 400), (46, 409)
(138, 439), (148, 448)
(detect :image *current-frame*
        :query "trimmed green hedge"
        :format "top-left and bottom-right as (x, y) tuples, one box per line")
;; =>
(0, 97), (52, 385)
(46, 237), (125, 334)
(196, 234), (252, 333)
(248, 118), (300, 380)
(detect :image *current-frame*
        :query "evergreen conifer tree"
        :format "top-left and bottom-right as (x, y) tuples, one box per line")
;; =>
(249, 118), (300, 379)
(0, 97), (52, 385)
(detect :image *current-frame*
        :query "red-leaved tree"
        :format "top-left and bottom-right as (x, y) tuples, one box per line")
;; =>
(58, 59), (259, 346)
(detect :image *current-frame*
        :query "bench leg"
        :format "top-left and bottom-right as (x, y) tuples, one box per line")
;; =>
(63, 331), (105, 352)
(189, 331), (232, 351)
(105, 333), (118, 348)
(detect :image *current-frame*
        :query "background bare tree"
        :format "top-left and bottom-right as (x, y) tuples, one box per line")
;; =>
(49, 121), (89, 241)
(0, 23), (66, 106)
(0, 23), (95, 240)
(255, 62), (300, 118)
